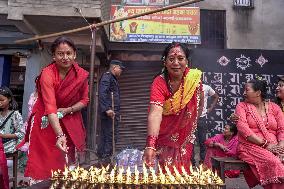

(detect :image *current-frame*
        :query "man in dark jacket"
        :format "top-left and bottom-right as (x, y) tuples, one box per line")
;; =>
(97, 60), (124, 161)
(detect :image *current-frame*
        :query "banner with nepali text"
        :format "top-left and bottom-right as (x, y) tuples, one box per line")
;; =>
(110, 5), (200, 44)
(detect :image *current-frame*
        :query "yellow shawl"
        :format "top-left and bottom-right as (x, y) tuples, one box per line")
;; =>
(163, 69), (202, 115)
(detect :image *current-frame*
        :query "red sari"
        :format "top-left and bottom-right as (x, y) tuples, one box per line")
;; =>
(18, 62), (89, 180)
(150, 68), (202, 172)
(0, 138), (8, 189)
(236, 102), (284, 189)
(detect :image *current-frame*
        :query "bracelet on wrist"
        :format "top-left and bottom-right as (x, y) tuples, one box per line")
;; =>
(69, 106), (74, 115)
(261, 139), (268, 148)
(145, 146), (156, 151)
(56, 133), (65, 140)
(146, 135), (158, 149)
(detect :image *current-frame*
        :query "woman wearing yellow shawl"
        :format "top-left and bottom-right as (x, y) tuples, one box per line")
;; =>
(144, 42), (204, 173)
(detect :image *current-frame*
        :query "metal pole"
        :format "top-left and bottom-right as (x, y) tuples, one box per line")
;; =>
(111, 92), (115, 163)
(86, 28), (96, 164)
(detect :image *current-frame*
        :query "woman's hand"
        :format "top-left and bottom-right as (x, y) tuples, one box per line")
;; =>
(57, 107), (71, 116)
(56, 135), (68, 153)
(229, 113), (239, 124)
(215, 143), (228, 152)
(143, 148), (156, 167)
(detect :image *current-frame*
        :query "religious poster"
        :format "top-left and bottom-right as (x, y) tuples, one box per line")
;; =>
(110, 5), (201, 44)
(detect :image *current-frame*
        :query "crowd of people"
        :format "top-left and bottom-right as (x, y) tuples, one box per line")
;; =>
(0, 37), (284, 189)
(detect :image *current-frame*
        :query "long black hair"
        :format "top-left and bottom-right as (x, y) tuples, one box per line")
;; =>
(276, 76), (284, 110)
(154, 42), (191, 92)
(0, 86), (18, 110)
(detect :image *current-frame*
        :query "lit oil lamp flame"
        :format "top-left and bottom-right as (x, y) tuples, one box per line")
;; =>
(126, 167), (132, 184)
(173, 166), (186, 184)
(109, 166), (116, 183)
(164, 165), (175, 184)
(134, 165), (140, 185)
(142, 163), (149, 184)
(70, 171), (78, 181)
(117, 167), (124, 183)
(158, 164), (166, 184)
(80, 169), (89, 181)
(49, 164), (224, 187)
(149, 167), (157, 183)
(63, 166), (69, 180)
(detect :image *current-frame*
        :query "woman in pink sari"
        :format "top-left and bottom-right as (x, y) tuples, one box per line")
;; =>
(204, 123), (240, 178)
(143, 42), (204, 173)
(235, 79), (284, 189)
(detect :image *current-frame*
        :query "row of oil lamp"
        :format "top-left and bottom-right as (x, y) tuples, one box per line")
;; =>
(49, 164), (224, 189)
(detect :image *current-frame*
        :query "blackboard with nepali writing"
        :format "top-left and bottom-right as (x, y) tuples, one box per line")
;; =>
(191, 49), (284, 138)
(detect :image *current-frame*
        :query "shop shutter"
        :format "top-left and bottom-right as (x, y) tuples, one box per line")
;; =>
(116, 62), (162, 151)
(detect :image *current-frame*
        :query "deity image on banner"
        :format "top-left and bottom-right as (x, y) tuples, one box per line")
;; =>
(110, 6), (128, 41)
(188, 21), (199, 35)
(129, 22), (138, 33)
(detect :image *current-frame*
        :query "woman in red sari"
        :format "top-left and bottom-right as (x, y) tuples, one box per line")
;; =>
(0, 138), (8, 189)
(143, 42), (204, 172)
(18, 36), (89, 183)
(235, 79), (284, 189)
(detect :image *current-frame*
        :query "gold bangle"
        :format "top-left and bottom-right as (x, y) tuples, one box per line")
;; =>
(145, 146), (156, 151)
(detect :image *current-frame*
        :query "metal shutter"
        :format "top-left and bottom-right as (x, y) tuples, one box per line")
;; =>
(116, 62), (162, 151)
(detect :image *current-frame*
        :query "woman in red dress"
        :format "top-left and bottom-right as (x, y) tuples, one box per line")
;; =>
(18, 36), (89, 183)
(143, 42), (204, 173)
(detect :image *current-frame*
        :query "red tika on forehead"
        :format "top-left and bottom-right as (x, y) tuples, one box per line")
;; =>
(170, 46), (183, 56)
